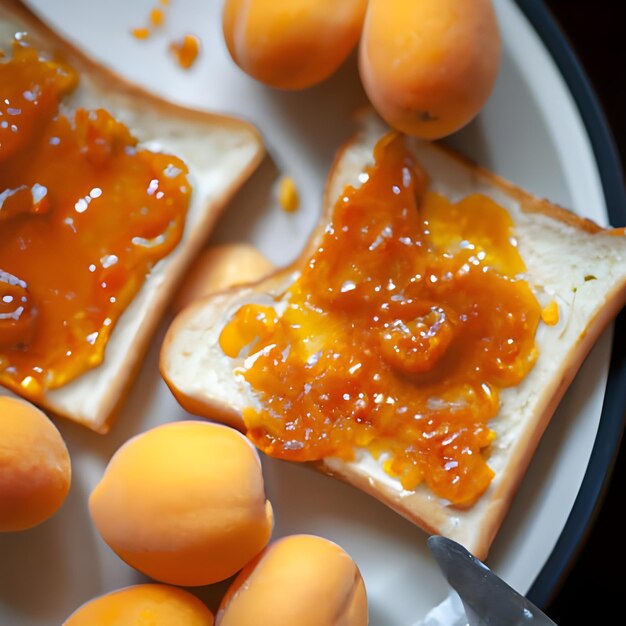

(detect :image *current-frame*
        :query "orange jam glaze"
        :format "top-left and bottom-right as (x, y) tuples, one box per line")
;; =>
(220, 134), (542, 507)
(0, 36), (190, 397)
(170, 34), (201, 70)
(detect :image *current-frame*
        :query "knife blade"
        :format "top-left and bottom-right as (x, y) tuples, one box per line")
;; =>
(427, 535), (558, 625)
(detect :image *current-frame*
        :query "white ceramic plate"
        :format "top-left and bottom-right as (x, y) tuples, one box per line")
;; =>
(0, 1), (616, 624)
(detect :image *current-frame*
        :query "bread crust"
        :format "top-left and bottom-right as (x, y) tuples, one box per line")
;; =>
(160, 113), (626, 558)
(0, 0), (265, 432)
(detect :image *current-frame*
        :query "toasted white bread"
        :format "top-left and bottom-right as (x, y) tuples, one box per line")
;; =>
(0, 0), (264, 433)
(161, 111), (626, 559)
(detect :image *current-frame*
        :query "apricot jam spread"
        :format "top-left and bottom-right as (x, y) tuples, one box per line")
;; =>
(0, 35), (190, 397)
(220, 134), (542, 507)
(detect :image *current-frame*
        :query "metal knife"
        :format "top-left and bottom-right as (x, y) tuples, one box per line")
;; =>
(427, 535), (558, 625)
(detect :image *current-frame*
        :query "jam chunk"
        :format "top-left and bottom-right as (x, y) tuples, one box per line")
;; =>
(220, 134), (541, 507)
(0, 36), (190, 396)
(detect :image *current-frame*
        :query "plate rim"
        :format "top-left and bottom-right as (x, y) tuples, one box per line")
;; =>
(515, 0), (626, 608)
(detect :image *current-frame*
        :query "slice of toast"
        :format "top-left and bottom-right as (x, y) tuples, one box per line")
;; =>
(0, 0), (264, 433)
(161, 111), (626, 560)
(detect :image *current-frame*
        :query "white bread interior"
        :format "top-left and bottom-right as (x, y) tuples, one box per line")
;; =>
(0, 0), (264, 433)
(161, 112), (626, 559)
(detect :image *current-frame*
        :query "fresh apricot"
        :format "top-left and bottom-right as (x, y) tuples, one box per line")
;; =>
(216, 534), (368, 626)
(359, 0), (501, 139)
(222, 0), (367, 89)
(171, 243), (274, 315)
(89, 420), (273, 586)
(0, 396), (71, 532)
(63, 584), (214, 626)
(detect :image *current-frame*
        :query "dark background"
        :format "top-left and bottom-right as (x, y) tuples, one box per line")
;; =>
(539, 2), (626, 623)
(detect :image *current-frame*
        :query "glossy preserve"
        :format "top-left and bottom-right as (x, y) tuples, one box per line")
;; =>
(220, 134), (543, 506)
(0, 36), (190, 396)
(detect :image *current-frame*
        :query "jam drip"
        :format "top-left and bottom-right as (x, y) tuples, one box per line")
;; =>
(0, 36), (190, 395)
(220, 134), (541, 507)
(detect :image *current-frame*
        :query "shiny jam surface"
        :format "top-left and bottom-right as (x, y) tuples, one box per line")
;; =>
(220, 133), (542, 507)
(0, 36), (190, 396)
